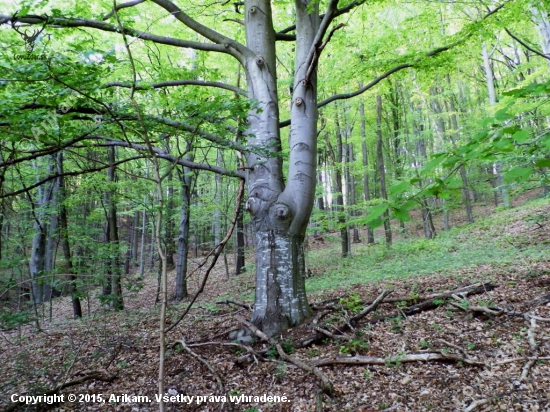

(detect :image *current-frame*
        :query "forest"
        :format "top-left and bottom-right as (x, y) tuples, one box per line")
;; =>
(0, 0), (550, 410)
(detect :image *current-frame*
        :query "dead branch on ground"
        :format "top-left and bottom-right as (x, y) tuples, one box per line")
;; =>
(235, 316), (334, 395)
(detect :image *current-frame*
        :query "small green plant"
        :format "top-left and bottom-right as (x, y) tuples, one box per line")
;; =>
(418, 339), (431, 349)
(339, 339), (369, 355)
(244, 408), (261, 412)
(433, 299), (446, 306)
(307, 348), (320, 357)
(267, 340), (295, 359)
(363, 368), (371, 380)
(390, 316), (403, 333)
(466, 343), (476, 351)
(339, 291), (363, 313)
(385, 354), (404, 368)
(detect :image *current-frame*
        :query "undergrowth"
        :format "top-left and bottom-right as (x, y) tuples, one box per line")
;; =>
(306, 197), (549, 292)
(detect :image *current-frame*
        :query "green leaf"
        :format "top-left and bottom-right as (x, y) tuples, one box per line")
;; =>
(365, 203), (389, 223)
(512, 130), (529, 143)
(392, 207), (410, 222)
(389, 181), (411, 196)
(494, 109), (513, 122)
(534, 159), (550, 168)
(503, 167), (533, 183)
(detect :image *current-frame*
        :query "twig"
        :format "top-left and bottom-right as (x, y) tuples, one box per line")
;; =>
(464, 398), (494, 412)
(350, 290), (393, 325)
(235, 316), (334, 394)
(519, 317), (538, 382)
(175, 339), (226, 397)
(312, 325), (351, 341)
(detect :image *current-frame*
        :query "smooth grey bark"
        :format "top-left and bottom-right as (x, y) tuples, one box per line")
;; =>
(29, 156), (55, 304)
(165, 171), (175, 268)
(347, 143), (360, 243)
(376, 96), (392, 246)
(334, 109), (350, 257)
(412, 108), (436, 240)
(235, 195), (246, 275)
(243, 0), (319, 336)
(359, 97), (375, 244)
(482, 43), (511, 208)
(531, 4), (550, 69)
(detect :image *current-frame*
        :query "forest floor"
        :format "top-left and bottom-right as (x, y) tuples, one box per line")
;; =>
(1, 193), (550, 412)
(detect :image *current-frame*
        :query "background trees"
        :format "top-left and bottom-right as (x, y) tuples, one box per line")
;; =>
(0, 0), (549, 336)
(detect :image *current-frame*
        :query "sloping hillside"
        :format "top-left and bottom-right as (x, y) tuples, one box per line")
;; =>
(2, 198), (549, 412)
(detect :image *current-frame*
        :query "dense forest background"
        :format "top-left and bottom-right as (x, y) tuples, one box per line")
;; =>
(1, 0), (550, 410)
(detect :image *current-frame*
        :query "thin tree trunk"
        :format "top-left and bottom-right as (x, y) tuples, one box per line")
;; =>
(376, 96), (392, 245)
(359, 95), (375, 244)
(56, 152), (82, 318)
(174, 154), (192, 300)
(106, 146), (123, 310)
(482, 43), (511, 208)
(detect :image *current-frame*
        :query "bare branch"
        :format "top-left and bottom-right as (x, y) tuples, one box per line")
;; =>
(0, 14), (234, 55)
(102, 0), (145, 21)
(104, 79), (247, 96)
(148, 0), (252, 61)
(505, 28), (550, 61)
(97, 137), (245, 178)
(0, 155), (145, 199)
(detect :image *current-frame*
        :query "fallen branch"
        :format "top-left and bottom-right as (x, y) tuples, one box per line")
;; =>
(174, 339), (227, 399)
(312, 351), (484, 367)
(235, 316), (334, 394)
(216, 300), (252, 310)
(464, 397), (495, 412)
(296, 290), (392, 348)
(350, 290), (393, 325)
(519, 317), (538, 382)
(531, 292), (550, 308)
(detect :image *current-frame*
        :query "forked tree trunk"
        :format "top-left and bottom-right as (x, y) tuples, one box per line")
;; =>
(243, 0), (318, 336)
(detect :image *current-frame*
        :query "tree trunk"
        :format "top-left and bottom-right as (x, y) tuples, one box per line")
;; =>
(174, 157), (192, 301)
(376, 96), (392, 245)
(29, 156), (55, 304)
(235, 195), (246, 275)
(105, 146), (123, 310)
(56, 152), (82, 318)
(482, 43), (511, 208)
(243, 0), (317, 336)
(360, 96), (375, 244)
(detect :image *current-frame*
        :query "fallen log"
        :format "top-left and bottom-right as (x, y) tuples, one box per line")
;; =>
(296, 282), (497, 349)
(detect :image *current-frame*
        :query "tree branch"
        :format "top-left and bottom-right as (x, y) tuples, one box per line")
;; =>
(148, 0), (252, 61)
(505, 28), (550, 61)
(97, 137), (245, 178)
(104, 79), (247, 96)
(102, 0), (146, 21)
(0, 155), (145, 199)
(0, 14), (234, 55)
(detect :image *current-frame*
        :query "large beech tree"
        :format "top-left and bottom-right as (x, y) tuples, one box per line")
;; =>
(2, 0), (513, 336)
